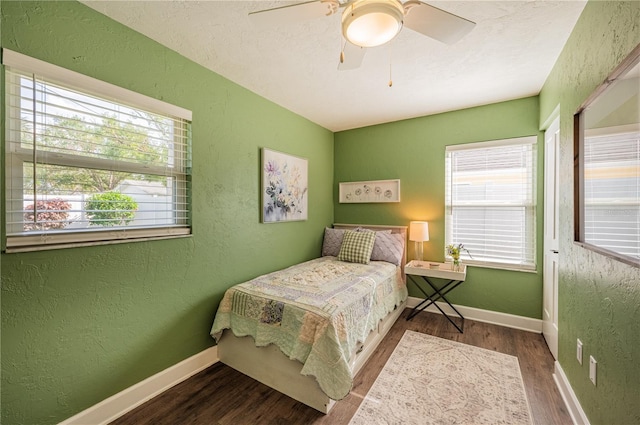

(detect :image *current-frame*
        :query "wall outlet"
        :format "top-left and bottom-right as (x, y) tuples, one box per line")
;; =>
(577, 339), (583, 365)
(589, 355), (597, 386)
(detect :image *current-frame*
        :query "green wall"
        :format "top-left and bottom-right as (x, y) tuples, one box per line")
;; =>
(539, 1), (640, 424)
(334, 97), (544, 319)
(0, 1), (334, 424)
(3, 1), (639, 424)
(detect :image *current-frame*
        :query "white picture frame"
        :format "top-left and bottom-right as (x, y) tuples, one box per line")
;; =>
(339, 179), (401, 203)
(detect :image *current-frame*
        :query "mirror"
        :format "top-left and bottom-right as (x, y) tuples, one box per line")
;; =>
(574, 44), (640, 267)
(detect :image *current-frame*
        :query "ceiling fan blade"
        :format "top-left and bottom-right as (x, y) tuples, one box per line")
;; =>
(249, 1), (335, 28)
(338, 41), (367, 71)
(403, 1), (476, 45)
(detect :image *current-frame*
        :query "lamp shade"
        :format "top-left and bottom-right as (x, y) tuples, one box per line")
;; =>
(409, 221), (429, 242)
(341, 0), (405, 48)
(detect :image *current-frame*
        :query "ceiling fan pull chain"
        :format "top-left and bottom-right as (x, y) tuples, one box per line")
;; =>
(389, 47), (393, 87)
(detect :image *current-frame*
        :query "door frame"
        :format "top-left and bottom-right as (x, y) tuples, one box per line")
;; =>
(542, 115), (560, 359)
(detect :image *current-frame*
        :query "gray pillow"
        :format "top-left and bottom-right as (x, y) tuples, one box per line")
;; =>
(370, 232), (404, 266)
(322, 227), (345, 257)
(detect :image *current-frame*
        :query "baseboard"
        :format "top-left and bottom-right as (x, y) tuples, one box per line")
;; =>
(553, 361), (590, 425)
(406, 296), (542, 333)
(59, 346), (219, 425)
(60, 301), (540, 424)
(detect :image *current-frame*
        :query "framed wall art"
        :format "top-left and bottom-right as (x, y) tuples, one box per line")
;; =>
(339, 179), (400, 203)
(261, 148), (308, 223)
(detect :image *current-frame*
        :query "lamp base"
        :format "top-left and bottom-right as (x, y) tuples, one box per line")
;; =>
(414, 241), (423, 261)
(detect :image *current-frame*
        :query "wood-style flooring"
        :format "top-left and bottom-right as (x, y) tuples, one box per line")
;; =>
(111, 309), (572, 425)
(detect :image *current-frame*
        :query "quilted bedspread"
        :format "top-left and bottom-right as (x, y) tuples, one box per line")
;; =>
(210, 256), (407, 400)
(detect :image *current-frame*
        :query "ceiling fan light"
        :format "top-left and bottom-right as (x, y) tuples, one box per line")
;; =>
(342, 0), (404, 48)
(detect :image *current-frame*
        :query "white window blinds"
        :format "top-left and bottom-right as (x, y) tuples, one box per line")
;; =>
(583, 129), (640, 261)
(445, 137), (537, 271)
(3, 50), (192, 252)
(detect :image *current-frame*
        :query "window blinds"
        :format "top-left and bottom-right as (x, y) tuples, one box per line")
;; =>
(3, 50), (192, 251)
(583, 131), (640, 260)
(445, 137), (537, 270)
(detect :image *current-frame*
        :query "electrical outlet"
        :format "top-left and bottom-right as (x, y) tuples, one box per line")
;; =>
(577, 339), (583, 365)
(589, 356), (597, 386)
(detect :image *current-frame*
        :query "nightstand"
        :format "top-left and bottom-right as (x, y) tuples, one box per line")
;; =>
(405, 260), (467, 333)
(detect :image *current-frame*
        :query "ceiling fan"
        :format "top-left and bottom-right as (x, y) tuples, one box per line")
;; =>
(249, 0), (476, 70)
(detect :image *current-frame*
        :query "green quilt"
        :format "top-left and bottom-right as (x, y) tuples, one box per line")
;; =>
(210, 256), (407, 400)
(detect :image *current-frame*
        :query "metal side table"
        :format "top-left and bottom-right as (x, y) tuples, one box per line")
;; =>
(405, 260), (467, 333)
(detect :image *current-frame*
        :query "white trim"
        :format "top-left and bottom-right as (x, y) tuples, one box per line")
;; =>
(59, 346), (219, 425)
(406, 296), (542, 333)
(6, 227), (191, 252)
(445, 135), (537, 152)
(541, 104), (560, 131)
(6, 233), (192, 253)
(2, 48), (192, 120)
(553, 361), (590, 425)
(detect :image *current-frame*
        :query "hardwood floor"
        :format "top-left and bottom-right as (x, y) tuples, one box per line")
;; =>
(111, 310), (572, 425)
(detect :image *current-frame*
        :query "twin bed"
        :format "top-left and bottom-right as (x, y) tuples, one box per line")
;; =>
(210, 224), (408, 413)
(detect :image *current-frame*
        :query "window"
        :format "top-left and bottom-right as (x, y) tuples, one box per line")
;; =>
(580, 129), (639, 262)
(445, 137), (537, 271)
(3, 49), (192, 252)
(574, 44), (639, 267)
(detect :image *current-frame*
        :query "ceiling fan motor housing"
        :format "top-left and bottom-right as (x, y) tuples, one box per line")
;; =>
(341, 0), (405, 48)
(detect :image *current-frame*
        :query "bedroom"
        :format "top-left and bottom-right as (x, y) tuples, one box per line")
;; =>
(1, 1), (638, 424)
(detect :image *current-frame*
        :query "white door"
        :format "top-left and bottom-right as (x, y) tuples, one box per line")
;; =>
(543, 117), (560, 359)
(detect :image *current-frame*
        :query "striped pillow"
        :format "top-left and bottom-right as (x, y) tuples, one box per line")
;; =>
(337, 230), (376, 264)
(370, 232), (404, 266)
(321, 227), (345, 257)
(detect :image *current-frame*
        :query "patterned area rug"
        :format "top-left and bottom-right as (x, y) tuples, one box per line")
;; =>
(349, 330), (533, 425)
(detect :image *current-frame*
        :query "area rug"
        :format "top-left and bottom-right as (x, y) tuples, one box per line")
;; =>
(349, 330), (533, 425)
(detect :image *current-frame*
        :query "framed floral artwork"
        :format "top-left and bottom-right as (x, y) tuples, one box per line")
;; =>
(262, 148), (308, 223)
(339, 179), (401, 203)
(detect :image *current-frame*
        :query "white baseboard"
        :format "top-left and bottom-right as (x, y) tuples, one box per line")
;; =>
(406, 296), (542, 333)
(553, 361), (590, 425)
(59, 301), (541, 424)
(59, 346), (219, 425)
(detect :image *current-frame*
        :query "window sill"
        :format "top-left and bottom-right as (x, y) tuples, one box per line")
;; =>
(574, 241), (639, 268)
(4, 228), (191, 253)
(446, 260), (537, 274)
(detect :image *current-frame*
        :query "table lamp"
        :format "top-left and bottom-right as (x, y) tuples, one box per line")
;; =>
(409, 221), (429, 261)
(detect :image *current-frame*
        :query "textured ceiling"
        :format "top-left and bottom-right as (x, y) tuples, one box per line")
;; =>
(81, 0), (587, 132)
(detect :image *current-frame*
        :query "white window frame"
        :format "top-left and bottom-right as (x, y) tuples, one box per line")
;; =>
(445, 136), (538, 272)
(2, 49), (193, 252)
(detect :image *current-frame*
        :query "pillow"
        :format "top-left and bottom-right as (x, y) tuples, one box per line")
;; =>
(324, 227), (389, 257)
(370, 232), (405, 266)
(354, 227), (392, 234)
(337, 230), (377, 264)
(322, 227), (345, 257)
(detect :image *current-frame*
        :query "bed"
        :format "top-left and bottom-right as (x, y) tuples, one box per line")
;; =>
(210, 224), (408, 413)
